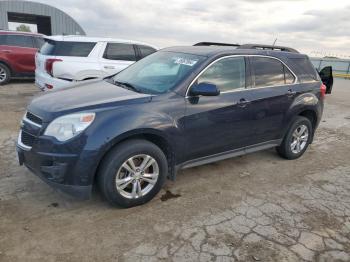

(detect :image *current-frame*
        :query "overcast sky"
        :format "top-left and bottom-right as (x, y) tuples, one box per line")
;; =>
(38, 0), (350, 57)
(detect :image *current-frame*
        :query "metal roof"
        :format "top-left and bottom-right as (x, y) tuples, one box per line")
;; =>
(0, 0), (85, 35)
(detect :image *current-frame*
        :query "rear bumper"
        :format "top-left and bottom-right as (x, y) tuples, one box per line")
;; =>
(35, 70), (71, 91)
(16, 142), (92, 200)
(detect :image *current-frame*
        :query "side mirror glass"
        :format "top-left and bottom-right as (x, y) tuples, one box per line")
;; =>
(189, 82), (220, 97)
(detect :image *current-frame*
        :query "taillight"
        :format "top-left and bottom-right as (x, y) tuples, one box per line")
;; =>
(320, 83), (326, 99)
(45, 84), (53, 89)
(45, 58), (62, 76)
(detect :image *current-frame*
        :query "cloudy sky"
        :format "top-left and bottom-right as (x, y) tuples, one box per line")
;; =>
(38, 0), (350, 57)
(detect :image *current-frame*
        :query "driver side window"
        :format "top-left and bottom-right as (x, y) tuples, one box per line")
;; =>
(197, 57), (246, 92)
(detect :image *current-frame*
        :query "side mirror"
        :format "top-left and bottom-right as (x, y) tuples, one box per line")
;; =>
(189, 82), (220, 97)
(319, 66), (333, 94)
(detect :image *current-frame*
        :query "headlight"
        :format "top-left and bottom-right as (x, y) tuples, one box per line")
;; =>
(44, 113), (95, 141)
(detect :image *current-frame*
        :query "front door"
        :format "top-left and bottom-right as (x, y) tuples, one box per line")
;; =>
(184, 56), (253, 160)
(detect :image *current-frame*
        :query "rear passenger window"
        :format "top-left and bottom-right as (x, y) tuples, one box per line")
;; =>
(252, 57), (285, 87)
(0, 35), (34, 48)
(34, 37), (45, 49)
(138, 45), (156, 58)
(197, 57), (246, 92)
(103, 43), (136, 61)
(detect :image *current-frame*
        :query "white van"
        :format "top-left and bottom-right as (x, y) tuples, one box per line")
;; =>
(35, 35), (158, 91)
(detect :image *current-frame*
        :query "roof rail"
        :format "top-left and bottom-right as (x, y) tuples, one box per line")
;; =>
(237, 44), (299, 53)
(193, 42), (298, 53)
(193, 42), (240, 47)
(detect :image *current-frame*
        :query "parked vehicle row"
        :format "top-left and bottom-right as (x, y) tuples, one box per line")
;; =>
(16, 42), (334, 207)
(0, 30), (157, 88)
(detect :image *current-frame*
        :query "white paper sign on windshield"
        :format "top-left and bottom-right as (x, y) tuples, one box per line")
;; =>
(172, 57), (198, 66)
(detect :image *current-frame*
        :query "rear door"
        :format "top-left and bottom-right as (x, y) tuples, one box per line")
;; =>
(247, 56), (297, 144)
(0, 34), (37, 74)
(99, 42), (137, 75)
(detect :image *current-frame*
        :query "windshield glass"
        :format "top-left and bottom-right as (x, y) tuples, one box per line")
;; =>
(112, 51), (206, 94)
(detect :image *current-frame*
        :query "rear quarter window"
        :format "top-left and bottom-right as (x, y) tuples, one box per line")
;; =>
(34, 37), (45, 48)
(288, 57), (319, 82)
(40, 40), (96, 57)
(138, 45), (156, 58)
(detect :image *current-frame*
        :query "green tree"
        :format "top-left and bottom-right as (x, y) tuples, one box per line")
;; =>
(16, 24), (31, 32)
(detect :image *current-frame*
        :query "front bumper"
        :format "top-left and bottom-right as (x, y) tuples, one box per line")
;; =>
(16, 142), (92, 200)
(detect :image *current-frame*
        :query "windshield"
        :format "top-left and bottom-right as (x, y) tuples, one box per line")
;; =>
(112, 51), (206, 94)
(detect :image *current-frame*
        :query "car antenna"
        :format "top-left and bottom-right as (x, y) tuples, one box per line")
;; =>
(272, 38), (277, 48)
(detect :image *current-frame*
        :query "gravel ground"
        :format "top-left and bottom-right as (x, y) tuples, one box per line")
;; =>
(0, 79), (350, 262)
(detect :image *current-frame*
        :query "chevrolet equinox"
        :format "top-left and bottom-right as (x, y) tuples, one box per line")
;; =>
(16, 43), (333, 207)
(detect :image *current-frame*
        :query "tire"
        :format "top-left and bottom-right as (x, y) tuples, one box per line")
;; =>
(98, 139), (168, 208)
(0, 63), (11, 85)
(276, 116), (313, 160)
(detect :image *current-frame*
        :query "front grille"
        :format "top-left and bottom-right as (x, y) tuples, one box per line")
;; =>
(21, 131), (36, 147)
(26, 111), (42, 125)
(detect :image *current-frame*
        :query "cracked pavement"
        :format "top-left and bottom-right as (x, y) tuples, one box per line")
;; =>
(1, 79), (350, 261)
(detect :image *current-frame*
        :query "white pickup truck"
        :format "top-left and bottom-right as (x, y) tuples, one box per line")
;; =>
(35, 35), (158, 91)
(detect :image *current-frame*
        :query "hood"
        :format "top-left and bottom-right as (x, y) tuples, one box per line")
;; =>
(28, 79), (152, 121)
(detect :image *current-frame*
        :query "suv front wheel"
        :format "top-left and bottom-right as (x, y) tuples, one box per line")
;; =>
(98, 139), (168, 208)
(0, 63), (11, 85)
(277, 116), (313, 160)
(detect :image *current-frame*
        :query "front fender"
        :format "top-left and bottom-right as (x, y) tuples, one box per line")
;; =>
(81, 106), (183, 183)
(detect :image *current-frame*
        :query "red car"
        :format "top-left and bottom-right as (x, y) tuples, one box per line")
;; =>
(0, 30), (45, 85)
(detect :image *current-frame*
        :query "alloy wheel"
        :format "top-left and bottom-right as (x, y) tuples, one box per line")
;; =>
(290, 124), (309, 154)
(115, 154), (159, 199)
(0, 67), (7, 83)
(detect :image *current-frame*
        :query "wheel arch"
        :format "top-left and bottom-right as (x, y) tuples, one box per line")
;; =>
(298, 109), (317, 130)
(282, 107), (319, 145)
(93, 129), (177, 186)
(0, 60), (13, 74)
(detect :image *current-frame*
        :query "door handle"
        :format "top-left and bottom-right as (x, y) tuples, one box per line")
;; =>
(104, 65), (115, 69)
(1, 50), (12, 53)
(287, 89), (296, 97)
(237, 98), (250, 108)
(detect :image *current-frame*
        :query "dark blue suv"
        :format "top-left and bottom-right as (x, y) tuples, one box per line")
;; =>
(16, 43), (333, 207)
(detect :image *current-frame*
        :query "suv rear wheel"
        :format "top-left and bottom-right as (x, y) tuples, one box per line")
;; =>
(277, 116), (312, 160)
(98, 139), (168, 208)
(0, 63), (11, 85)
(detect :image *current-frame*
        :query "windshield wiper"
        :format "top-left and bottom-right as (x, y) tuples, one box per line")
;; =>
(113, 80), (141, 93)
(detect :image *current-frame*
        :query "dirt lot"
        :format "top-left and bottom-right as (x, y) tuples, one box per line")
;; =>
(0, 79), (350, 262)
